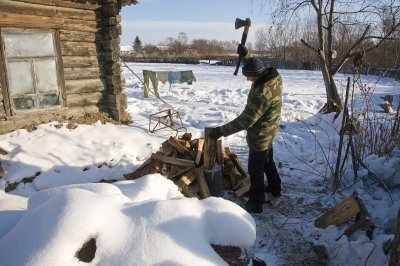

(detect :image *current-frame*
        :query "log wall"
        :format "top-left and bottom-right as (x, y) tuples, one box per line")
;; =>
(0, 0), (136, 134)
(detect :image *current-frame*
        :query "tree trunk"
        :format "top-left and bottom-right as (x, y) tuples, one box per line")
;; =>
(389, 208), (400, 266)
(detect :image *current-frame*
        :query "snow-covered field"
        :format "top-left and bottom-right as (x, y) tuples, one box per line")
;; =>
(0, 62), (399, 265)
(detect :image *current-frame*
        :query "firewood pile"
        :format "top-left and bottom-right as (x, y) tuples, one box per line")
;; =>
(123, 132), (251, 199)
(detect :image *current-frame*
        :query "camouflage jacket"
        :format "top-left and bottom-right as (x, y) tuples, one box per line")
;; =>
(219, 67), (282, 152)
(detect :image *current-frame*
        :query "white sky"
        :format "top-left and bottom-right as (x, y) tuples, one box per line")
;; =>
(0, 63), (399, 265)
(120, 0), (271, 45)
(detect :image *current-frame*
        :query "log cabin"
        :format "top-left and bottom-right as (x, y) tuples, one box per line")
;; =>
(0, 0), (137, 134)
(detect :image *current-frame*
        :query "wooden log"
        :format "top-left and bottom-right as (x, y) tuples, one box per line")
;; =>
(104, 50), (121, 62)
(203, 128), (217, 169)
(102, 3), (122, 17)
(102, 25), (122, 39)
(102, 38), (121, 51)
(235, 183), (251, 198)
(64, 67), (102, 81)
(226, 152), (248, 178)
(217, 139), (224, 166)
(180, 186), (200, 199)
(0, 0), (98, 21)
(176, 171), (196, 189)
(10, 0), (100, 11)
(0, 12), (99, 32)
(232, 176), (250, 190)
(168, 166), (193, 179)
(62, 56), (101, 68)
(151, 153), (195, 168)
(161, 141), (176, 157)
(168, 137), (189, 154)
(60, 30), (99, 42)
(66, 92), (104, 107)
(123, 158), (162, 180)
(102, 15), (122, 26)
(315, 194), (361, 228)
(195, 138), (205, 165)
(61, 41), (98, 56)
(194, 167), (211, 199)
(64, 79), (105, 94)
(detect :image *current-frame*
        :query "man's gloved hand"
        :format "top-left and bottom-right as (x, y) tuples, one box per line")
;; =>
(237, 44), (248, 58)
(207, 127), (222, 139)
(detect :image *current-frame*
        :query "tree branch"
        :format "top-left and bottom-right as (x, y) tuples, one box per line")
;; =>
(332, 25), (370, 76)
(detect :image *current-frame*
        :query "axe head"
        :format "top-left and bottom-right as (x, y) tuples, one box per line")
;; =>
(235, 17), (251, 30)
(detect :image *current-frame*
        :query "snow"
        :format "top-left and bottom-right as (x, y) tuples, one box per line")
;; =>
(0, 62), (399, 265)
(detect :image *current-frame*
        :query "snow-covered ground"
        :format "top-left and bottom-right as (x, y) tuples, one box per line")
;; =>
(0, 62), (399, 265)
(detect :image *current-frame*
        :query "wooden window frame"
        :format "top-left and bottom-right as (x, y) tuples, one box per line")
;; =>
(0, 27), (65, 115)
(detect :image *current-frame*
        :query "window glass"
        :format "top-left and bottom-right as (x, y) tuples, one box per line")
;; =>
(39, 94), (59, 108)
(13, 96), (36, 110)
(8, 61), (35, 95)
(35, 60), (58, 92)
(4, 32), (55, 57)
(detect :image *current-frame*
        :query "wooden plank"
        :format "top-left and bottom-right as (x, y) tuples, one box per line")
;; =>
(204, 128), (217, 169)
(195, 138), (204, 165)
(315, 194), (361, 228)
(151, 153), (195, 168)
(64, 79), (105, 94)
(0, 0), (99, 21)
(194, 167), (211, 199)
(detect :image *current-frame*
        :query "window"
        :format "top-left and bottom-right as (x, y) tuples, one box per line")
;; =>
(1, 29), (62, 112)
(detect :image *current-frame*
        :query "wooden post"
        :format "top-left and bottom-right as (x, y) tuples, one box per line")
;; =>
(203, 128), (217, 169)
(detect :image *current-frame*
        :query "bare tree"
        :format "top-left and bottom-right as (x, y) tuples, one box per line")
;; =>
(267, 0), (400, 113)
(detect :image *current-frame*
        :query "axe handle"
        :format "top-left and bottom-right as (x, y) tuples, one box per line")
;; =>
(234, 25), (250, 76)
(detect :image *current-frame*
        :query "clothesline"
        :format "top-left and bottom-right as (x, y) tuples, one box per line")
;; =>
(143, 70), (196, 99)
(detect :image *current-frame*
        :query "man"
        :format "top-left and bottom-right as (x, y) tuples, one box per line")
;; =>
(207, 46), (283, 213)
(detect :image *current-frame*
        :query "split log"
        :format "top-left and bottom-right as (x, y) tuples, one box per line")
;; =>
(224, 147), (248, 178)
(168, 136), (189, 154)
(176, 171), (196, 190)
(194, 167), (211, 198)
(315, 193), (361, 228)
(151, 153), (195, 168)
(124, 158), (162, 180)
(203, 128), (217, 169)
(195, 138), (204, 165)
(235, 182), (251, 198)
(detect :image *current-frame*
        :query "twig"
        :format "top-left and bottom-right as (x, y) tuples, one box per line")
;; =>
(364, 243), (377, 266)
(357, 159), (393, 203)
(280, 132), (326, 178)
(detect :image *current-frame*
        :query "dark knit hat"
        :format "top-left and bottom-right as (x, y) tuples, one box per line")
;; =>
(242, 57), (266, 77)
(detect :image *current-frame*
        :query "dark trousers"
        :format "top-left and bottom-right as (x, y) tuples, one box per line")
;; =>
(248, 146), (281, 204)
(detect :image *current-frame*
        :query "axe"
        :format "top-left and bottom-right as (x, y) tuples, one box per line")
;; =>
(233, 17), (251, 76)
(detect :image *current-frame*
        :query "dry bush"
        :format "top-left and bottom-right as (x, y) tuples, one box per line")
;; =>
(351, 77), (400, 160)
